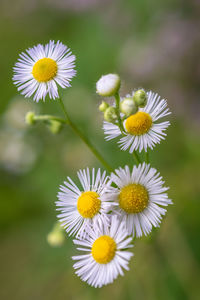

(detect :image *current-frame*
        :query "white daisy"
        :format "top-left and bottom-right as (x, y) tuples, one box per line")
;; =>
(72, 215), (133, 288)
(56, 168), (115, 238)
(103, 91), (171, 152)
(13, 40), (76, 102)
(106, 163), (172, 238)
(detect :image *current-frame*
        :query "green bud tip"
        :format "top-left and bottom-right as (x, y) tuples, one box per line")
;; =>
(99, 101), (109, 112)
(104, 107), (117, 123)
(133, 89), (147, 108)
(47, 222), (65, 247)
(49, 120), (62, 134)
(120, 97), (138, 117)
(25, 111), (36, 125)
(47, 231), (65, 247)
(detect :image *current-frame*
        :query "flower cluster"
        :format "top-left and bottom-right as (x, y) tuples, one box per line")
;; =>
(100, 88), (171, 153)
(13, 41), (172, 288)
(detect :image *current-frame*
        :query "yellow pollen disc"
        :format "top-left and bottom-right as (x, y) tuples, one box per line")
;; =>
(119, 184), (149, 213)
(125, 111), (152, 135)
(32, 58), (58, 82)
(91, 235), (116, 264)
(77, 191), (101, 218)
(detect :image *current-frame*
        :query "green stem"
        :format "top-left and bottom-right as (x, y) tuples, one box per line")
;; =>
(132, 151), (141, 165)
(114, 92), (124, 133)
(145, 149), (149, 164)
(58, 97), (114, 173)
(34, 115), (66, 124)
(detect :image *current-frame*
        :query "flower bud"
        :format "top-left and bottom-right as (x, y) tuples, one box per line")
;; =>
(120, 97), (138, 116)
(47, 223), (65, 247)
(133, 89), (147, 108)
(47, 231), (65, 247)
(104, 107), (117, 123)
(49, 120), (62, 134)
(25, 111), (35, 125)
(99, 101), (109, 112)
(96, 74), (120, 97)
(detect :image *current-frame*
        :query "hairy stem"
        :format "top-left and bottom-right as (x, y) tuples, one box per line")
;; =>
(34, 115), (66, 124)
(114, 92), (124, 133)
(58, 97), (114, 173)
(145, 149), (149, 164)
(132, 151), (141, 165)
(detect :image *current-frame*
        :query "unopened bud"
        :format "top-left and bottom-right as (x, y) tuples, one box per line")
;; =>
(99, 101), (109, 112)
(49, 120), (62, 134)
(104, 107), (117, 123)
(133, 89), (147, 108)
(47, 222), (65, 247)
(25, 111), (35, 125)
(120, 97), (138, 116)
(96, 74), (120, 97)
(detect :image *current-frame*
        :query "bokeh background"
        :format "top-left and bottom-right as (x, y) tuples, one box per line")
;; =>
(0, 0), (200, 299)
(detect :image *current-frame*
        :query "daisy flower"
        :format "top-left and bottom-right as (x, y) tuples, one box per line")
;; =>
(103, 91), (171, 152)
(56, 168), (115, 238)
(13, 40), (76, 102)
(106, 163), (172, 238)
(72, 215), (133, 288)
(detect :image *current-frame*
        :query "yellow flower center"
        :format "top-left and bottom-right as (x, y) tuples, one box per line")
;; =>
(32, 58), (58, 82)
(77, 191), (101, 218)
(125, 111), (152, 135)
(119, 184), (149, 213)
(91, 235), (116, 264)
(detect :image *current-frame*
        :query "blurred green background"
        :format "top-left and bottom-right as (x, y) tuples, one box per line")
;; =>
(0, 0), (200, 299)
